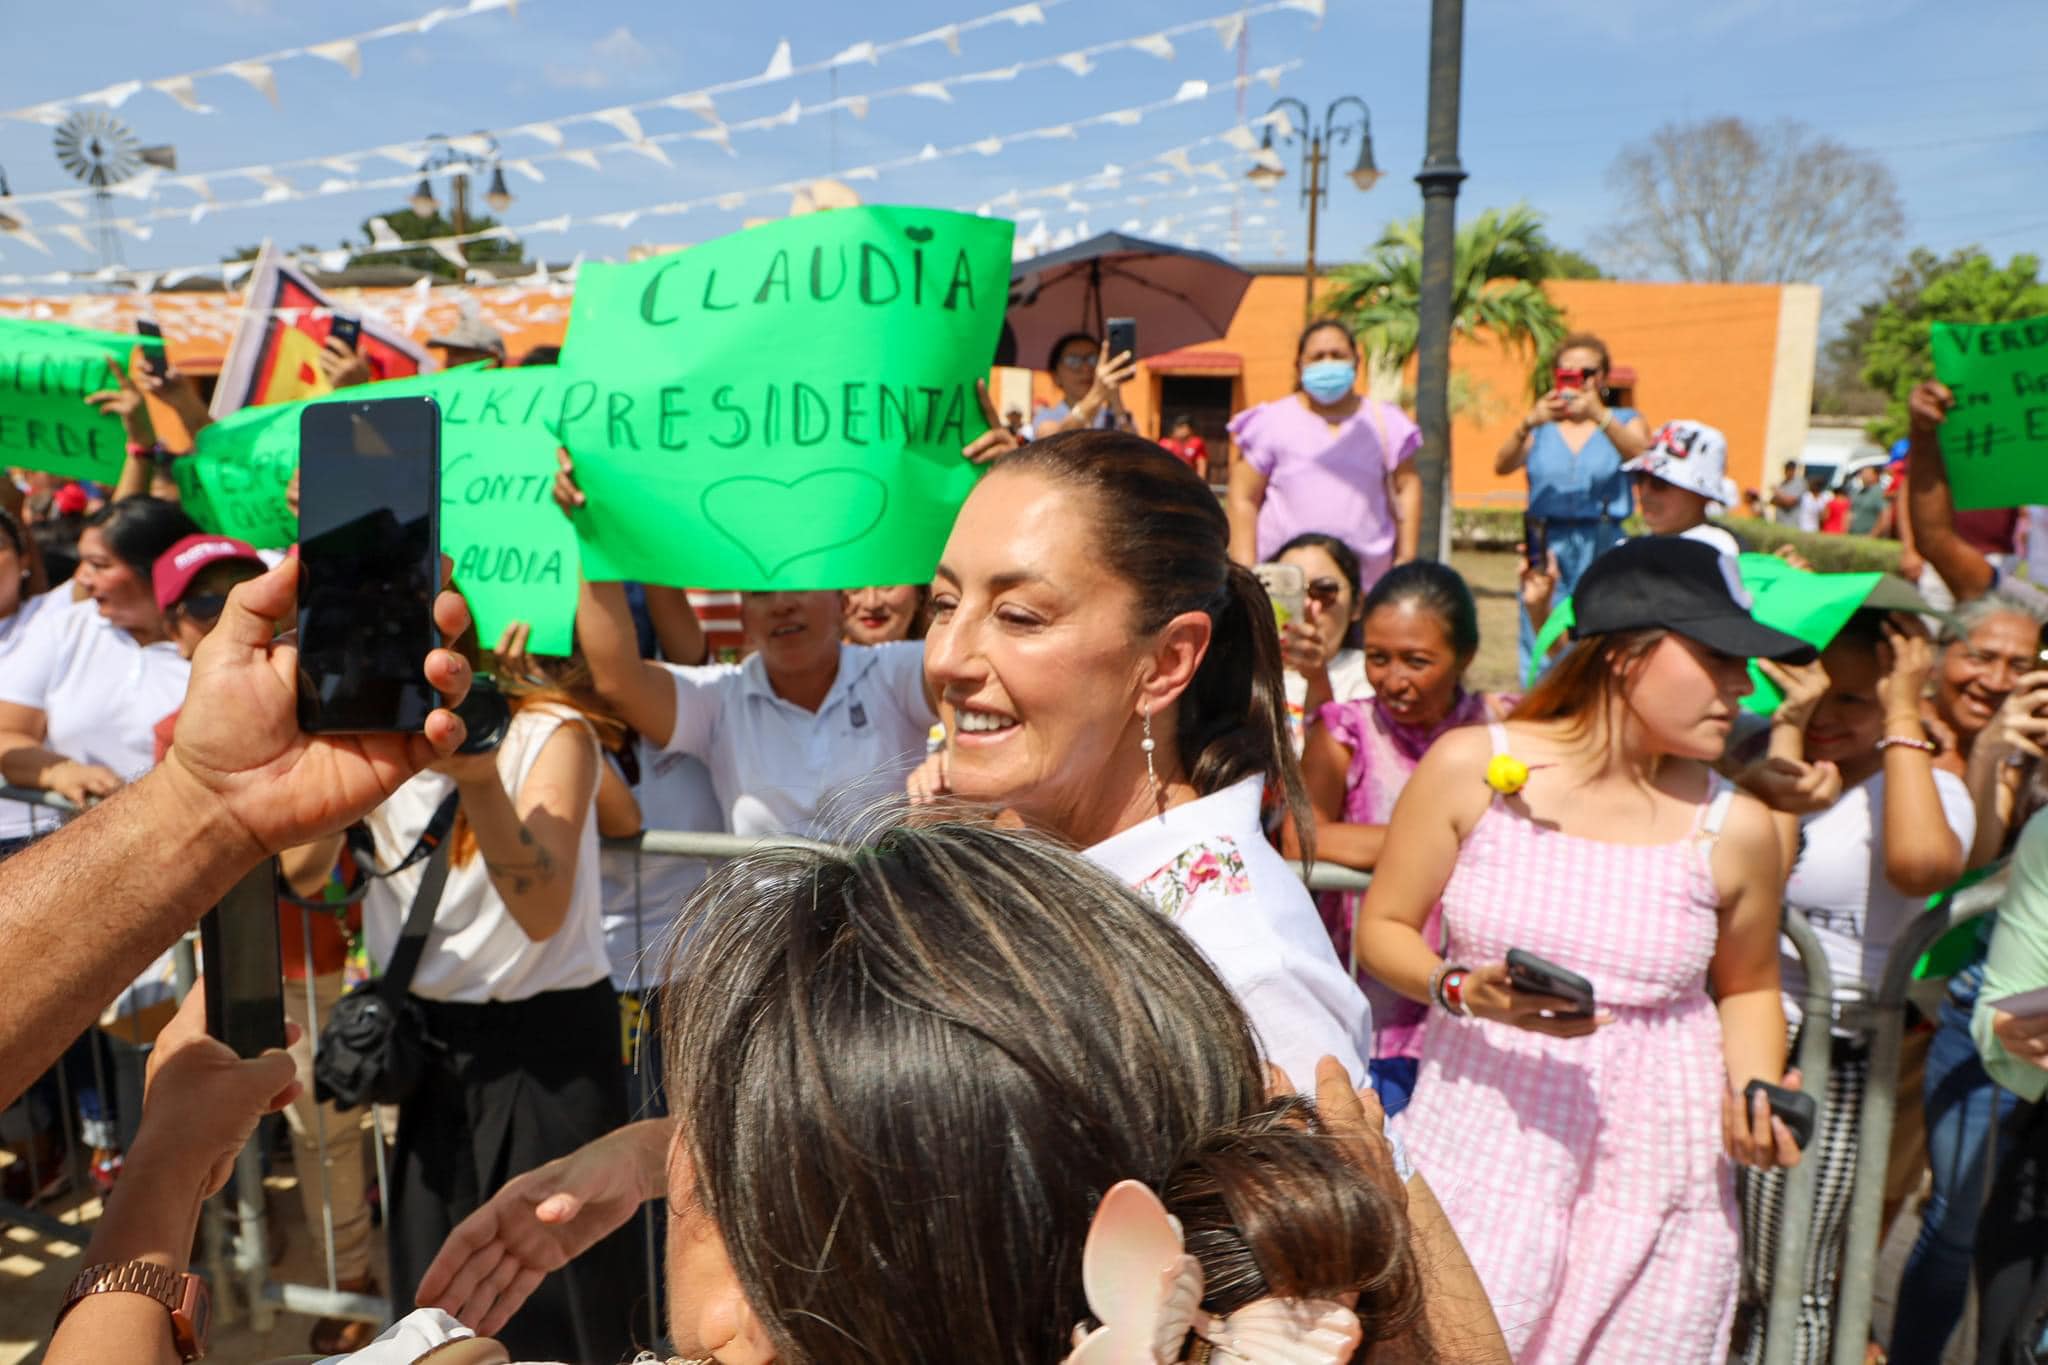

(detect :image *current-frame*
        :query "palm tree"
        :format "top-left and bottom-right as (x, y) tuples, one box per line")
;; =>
(1320, 204), (1569, 390)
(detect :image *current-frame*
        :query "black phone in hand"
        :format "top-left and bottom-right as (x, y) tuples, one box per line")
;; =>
(1505, 947), (1595, 1018)
(1743, 1079), (1817, 1150)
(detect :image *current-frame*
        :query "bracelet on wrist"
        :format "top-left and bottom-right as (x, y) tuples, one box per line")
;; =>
(1876, 735), (1937, 755)
(1433, 962), (1475, 1016)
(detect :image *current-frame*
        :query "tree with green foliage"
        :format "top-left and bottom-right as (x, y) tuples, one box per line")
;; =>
(1859, 248), (2048, 446)
(1540, 245), (1605, 280)
(1319, 204), (1569, 381)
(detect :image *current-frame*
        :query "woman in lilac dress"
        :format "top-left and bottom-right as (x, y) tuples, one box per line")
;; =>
(1298, 561), (1512, 1115)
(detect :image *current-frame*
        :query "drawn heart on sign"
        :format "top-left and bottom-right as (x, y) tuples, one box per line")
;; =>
(699, 469), (890, 581)
(904, 226), (934, 243)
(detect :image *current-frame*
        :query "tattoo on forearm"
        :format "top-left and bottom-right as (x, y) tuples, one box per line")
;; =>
(484, 826), (556, 896)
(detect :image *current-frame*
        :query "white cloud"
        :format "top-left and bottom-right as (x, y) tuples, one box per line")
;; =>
(546, 25), (653, 90)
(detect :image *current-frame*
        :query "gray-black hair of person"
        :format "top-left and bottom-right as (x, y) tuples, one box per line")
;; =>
(83, 495), (201, 576)
(658, 821), (1426, 1364)
(992, 429), (1313, 845)
(1360, 560), (1481, 663)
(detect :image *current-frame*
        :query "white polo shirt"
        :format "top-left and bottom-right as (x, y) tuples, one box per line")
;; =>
(0, 590), (89, 840)
(1086, 776), (1373, 1089)
(659, 640), (934, 840)
(0, 594), (188, 823)
(599, 738), (724, 993)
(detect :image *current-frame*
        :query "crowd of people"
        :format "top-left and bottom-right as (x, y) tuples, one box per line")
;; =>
(0, 312), (2044, 1365)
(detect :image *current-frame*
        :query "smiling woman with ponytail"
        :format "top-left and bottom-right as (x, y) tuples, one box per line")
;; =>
(909, 429), (1371, 1089)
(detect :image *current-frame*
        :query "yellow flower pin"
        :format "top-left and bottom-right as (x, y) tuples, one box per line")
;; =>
(1484, 753), (1531, 795)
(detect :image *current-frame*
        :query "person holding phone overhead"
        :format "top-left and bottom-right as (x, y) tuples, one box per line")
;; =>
(1032, 330), (1137, 436)
(1225, 320), (1422, 589)
(1263, 532), (1375, 753)
(1355, 537), (1810, 1364)
(1495, 332), (1652, 677)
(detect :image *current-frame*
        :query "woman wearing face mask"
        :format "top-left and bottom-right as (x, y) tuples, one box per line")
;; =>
(1226, 321), (1422, 585)
(1494, 331), (1653, 676)
(0, 496), (195, 822)
(556, 452), (936, 840)
(1267, 532), (1373, 751)
(1356, 537), (1811, 1365)
(840, 584), (929, 645)
(1295, 562), (1512, 1116)
(910, 431), (1370, 1089)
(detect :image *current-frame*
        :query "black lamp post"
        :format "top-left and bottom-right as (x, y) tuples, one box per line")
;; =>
(1245, 95), (1381, 317)
(1412, 0), (1468, 561)
(410, 132), (513, 237)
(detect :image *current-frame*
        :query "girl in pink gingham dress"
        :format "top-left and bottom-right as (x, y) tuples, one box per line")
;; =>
(1354, 538), (1813, 1365)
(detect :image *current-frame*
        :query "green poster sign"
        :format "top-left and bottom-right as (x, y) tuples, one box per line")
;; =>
(0, 317), (160, 483)
(1931, 315), (2048, 510)
(553, 206), (1013, 589)
(184, 365), (578, 654)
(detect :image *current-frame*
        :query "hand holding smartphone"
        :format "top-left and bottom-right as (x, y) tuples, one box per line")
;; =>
(1252, 562), (1306, 630)
(1505, 948), (1595, 1019)
(201, 862), (287, 1058)
(1743, 1078), (1817, 1151)
(135, 318), (168, 380)
(1522, 514), (1550, 574)
(1104, 316), (1138, 366)
(328, 314), (362, 352)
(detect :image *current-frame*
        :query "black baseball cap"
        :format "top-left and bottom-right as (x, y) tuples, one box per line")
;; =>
(1570, 537), (1817, 662)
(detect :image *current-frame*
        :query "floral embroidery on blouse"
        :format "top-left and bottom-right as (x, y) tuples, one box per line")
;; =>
(1135, 838), (1251, 919)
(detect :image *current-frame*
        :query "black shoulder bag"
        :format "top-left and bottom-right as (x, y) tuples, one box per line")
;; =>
(313, 791), (461, 1110)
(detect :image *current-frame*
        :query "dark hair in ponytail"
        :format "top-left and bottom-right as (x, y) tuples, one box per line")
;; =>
(1362, 560), (1480, 662)
(662, 822), (1427, 1365)
(995, 430), (1311, 855)
(83, 495), (200, 578)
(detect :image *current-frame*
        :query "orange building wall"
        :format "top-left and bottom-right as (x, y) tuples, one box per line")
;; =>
(1034, 274), (1797, 508)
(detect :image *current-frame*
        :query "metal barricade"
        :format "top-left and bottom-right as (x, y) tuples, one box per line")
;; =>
(1764, 907), (1842, 1365)
(1826, 869), (2008, 1365)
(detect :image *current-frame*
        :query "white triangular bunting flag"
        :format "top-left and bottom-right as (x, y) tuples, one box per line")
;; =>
(319, 249), (351, 272)
(1194, 161), (1227, 179)
(529, 215), (571, 234)
(52, 198), (88, 219)
(309, 39), (363, 77)
(1224, 124), (1260, 152)
(830, 40), (877, 64)
(121, 222), (154, 242)
(367, 217), (404, 249)
(562, 149), (602, 172)
(843, 95), (869, 119)
(53, 224), (93, 253)
(716, 192), (746, 211)
(260, 183), (294, 203)
(1281, 0), (1327, 17)
(1259, 107), (1295, 138)
(1259, 64), (1285, 89)
(1131, 33), (1175, 60)
(505, 159), (544, 183)
(624, 140), (671, 166)
(770, 99), (802, 127)
(151, 76), (213, 113)
(843, 165), (880, 181)
(318, 156), (361, 176)
(189, 203), (209, 224)
(514, 122), (564, 147)
(1214, 13), (1246, 49)
(81, 81), (143, 109)
(10, 104), (68, 127)
(1056, 52), (1094, 77)
(161, 267), (199, 289)
(429, 239), (468, 269)
(963, 64), (1021, 83)
(908, 82), (952, 103)
(1001, 3), (1045, 24)
(376, 144), (423, 167)
(1105, 108), (1143, 126)
(936, 23), (961, 54)
(1158, 148), (1196, 176)
(973, 137), (1004, 156)
(226, 62), (279, 104)
(450, 134), (493, 157)
(1042, 124), (1076, 141)
(318, 178), (355, 194)
(761, 39), (792, 81)
(1173, 79), (1209, 102)
(917, 143), (941, 160)
(593, 108), (644, 142)
(413, 5), (458, 34)
(664, 92), (719, 124)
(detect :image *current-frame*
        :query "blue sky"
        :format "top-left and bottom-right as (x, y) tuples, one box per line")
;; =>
(2, 0), (2044, 327)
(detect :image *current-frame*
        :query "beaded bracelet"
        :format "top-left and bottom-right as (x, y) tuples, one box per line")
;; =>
(1876, 735), (1936, 755)
(1427, 962), (1453, 1012)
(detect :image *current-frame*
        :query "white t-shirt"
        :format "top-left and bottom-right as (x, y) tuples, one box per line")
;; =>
(1283, 647), (1371, 753)
(1781, 768), (1976, 1010)
(660, 640), (934, 840)
(1031, 399), (1117, 434)
(1680, 522), (1744, 558)
(0, 593), (188, 799)
(1087, 775), (1373, 1088)
(1795, 490), (1827, 534)
(0, 590), (88, 840)
(598, 739), (724, 993)
(363, 706), (610, 1004)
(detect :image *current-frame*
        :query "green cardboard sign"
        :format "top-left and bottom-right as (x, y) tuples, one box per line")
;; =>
(184, 365), (578, 654)
(0, 318), (158, 483)
(553, 206), (1013, 589)
(1931, 315), (2048, 510)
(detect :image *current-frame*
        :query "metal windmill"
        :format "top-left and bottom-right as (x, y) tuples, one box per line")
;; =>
(52, 111), (176, 269)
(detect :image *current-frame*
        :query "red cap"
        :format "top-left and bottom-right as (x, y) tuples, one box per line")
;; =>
(53, 484), (88, 516)
(153, 533), (264, 611)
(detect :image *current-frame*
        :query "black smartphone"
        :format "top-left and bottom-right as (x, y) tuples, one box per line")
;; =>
(135, 317), (168, 379)
(201, 861), (287, 1059)
(1105, 316), (1138, 364)
(1743, 1078), (1818, 1151)
(296, 396), (442, 733)
(328, 313), (362, 351)
(1505, 947), (1595, 1018)
(1523, 513), (1549, 572)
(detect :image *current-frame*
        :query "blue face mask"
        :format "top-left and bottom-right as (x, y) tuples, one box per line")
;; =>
(1300, 359), (1356, 404)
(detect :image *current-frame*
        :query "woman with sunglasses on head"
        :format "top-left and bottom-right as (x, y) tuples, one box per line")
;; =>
(1226, 321), (1421, 589)
(1033, 331), (1138, 436)
(1266, 532), (1373, 752)
(1494, 332), (1653, 677)
(1356, 537), (1810, 1364)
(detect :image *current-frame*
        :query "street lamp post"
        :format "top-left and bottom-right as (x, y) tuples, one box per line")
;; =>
(409, 132), (514, 239)
(1245, 96), (1381, 318)
(1412, 0), (1469, 562)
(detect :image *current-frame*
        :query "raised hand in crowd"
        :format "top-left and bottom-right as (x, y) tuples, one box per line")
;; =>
(45, 987), (298, 1365)
(132, 361), (213, 440)
(1964, 668), (2048, 864)
(416, 1118), (671, 1336)
(1517, 544), (1560, 634)
(960, 378), (1022, 465)
(1904, 377), (2001, 604)
(0, 558), (472, 1106)
(84, 355), (156, 448)
(1493, 390), (1564, 476)
(315, 334), (373, 390)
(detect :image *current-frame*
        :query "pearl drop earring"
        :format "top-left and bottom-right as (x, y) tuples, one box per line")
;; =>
(1141, 707), (1158, 794)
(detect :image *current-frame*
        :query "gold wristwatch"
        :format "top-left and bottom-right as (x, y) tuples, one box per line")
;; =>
(54, 1260), (211, 1361)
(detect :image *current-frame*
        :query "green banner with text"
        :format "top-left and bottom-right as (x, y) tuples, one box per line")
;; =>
(0, 318), (160, 484)
(1931, 314), (2048, 509)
